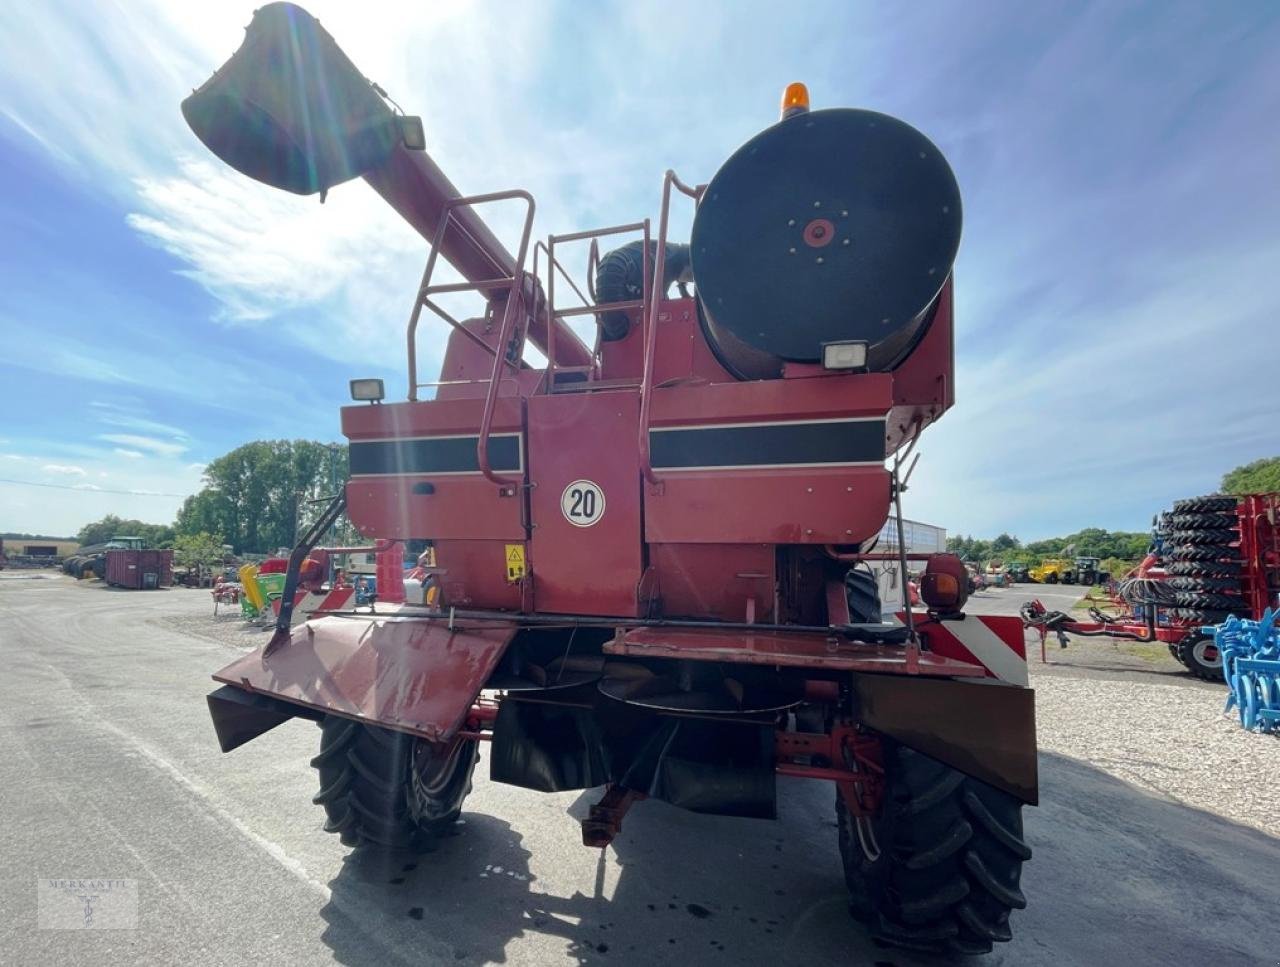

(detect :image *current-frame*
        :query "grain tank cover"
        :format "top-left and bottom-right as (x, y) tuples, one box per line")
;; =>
(181, 2), (409, 197)
(691, 108), (961, 374)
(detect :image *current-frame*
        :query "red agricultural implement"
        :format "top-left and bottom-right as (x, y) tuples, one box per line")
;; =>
(184, 4), (1036, 953)
(1022, 493), (1280, 680)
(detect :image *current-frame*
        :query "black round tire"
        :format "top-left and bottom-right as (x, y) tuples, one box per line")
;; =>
(1166, 512), (1238, 530)
(1172, 607), (1233, 623)
(1167, 545), (1242, 562)
(1167, 576), (1243, 593)
(1171, 496), (1237, 514)
(837, 743), (1030, 955)
(1166, 560), (1243, 577)
(312, 715), (478, 850)
(1175, 634), (1224, 681)
(1166, 528), (1238, 546)
(1173, 591), (1242, 611)
(845, 566), (882, 623)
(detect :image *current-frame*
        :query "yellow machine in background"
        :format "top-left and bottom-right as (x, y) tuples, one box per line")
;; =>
(1029, 558), (1073, 584)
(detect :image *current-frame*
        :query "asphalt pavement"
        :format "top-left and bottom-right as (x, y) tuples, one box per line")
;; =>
(1, 573), (1276, 966)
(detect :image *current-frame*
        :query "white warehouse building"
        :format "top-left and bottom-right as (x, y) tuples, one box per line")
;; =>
(863, 518), (947, 614)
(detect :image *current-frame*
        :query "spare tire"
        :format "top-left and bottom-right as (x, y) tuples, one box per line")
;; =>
(1167, 545), (1243, 562)
(1166, 560), (1243, 577)
(1173, 608), (1234, 623)
(1167, 576), (1243, 593)
(1166, 512), (1238, 530)
(1172, 495), (1237, 514)
(1166, 528), (1239, 546)
(1174, 591), (1243, 610)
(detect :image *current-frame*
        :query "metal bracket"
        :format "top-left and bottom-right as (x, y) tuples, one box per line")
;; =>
(581, 785), (647, 847)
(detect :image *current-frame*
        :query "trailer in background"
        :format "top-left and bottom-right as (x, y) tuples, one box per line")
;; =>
(105, 548), (174, 589)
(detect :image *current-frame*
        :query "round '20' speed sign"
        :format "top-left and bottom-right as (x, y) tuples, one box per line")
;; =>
(560, 479), (605, 527)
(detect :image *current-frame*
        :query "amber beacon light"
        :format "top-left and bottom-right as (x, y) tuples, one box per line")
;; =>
(780, 81), (810, 119)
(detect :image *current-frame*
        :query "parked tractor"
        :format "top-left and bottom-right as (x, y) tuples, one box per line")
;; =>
(186, 4), (1036, 954)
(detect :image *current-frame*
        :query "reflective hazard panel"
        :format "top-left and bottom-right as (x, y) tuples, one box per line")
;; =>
(504, 543), (526, 583)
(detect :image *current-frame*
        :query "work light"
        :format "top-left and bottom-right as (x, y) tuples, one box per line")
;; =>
(349, 378), (385, 402)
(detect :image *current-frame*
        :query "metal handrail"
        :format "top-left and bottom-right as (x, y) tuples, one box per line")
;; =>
(406, 190), (536, 402)
(544, 219), (651, 392)
(638, 171), (700, 485)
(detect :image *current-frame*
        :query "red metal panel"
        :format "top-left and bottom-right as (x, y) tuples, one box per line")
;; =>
(610, 626), (986, 676)
(347, 476), (523, 541)
(647, 543), (775, 622)
(433, 539), (524, 610)
(645, 466), (891, 544)
(343, 396), (526, 542)
(527, 390), (644, 616)
(648, 371), (894, 427)
(213, 614), (517, 741)
(342, 397), (522, 439)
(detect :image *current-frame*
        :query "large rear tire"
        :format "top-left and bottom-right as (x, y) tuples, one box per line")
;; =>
(312, 715), (478, 850)
(837, 743), (1030, 954)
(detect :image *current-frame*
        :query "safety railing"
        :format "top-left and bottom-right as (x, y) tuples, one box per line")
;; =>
(540, 220), (652, 392)
(406, 189), (535, 488)
(638, 171), (701, 485)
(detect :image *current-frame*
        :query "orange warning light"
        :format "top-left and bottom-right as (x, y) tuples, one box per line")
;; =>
(780, 82), (810, 120)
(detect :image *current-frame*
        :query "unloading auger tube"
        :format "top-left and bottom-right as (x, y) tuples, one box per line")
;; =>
(180, 1), (590, 369)
(187, 9), (1034, 956)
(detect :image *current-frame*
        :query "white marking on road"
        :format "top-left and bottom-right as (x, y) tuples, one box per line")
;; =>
(94, 717), (334, 901)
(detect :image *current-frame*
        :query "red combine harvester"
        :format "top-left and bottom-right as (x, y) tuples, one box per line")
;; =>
(185, 4), (1035, 953)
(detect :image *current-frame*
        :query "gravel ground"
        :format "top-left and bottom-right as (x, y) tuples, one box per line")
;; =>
(148, 588), (272, 652)
(1033, 673), (1280, 838)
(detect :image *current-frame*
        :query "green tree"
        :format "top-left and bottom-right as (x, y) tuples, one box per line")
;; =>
(76, 515), (175, 548)
(1222, 457), (1280, 495)
(174, 440), (346, 555)
(173, 531), (227, 571)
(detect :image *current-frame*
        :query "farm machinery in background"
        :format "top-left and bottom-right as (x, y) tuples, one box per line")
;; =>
(1026, 556), (1108, 586)
(1022, 493), (1280, 680)
(182, 4), (1036, 954)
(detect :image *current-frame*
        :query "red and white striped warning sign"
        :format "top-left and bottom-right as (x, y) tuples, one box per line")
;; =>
(894, 612), (1029, 685)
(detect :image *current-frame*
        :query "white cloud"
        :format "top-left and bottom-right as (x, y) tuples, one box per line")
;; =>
(41, 464), (86, 476)
(72, 483), (102, 491)
(113, 448), (145, 459)
(97, 434), (187, 457)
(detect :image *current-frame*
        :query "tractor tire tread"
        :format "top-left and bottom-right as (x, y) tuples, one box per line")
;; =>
(1171, 495), (1237, 514)
(837, 742), (1028, 956)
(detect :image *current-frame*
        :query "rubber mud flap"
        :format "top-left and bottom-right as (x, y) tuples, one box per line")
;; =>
(489, 700), (610, 792)
(855, 675), (1038, 805)
(650, 720), (776, 819)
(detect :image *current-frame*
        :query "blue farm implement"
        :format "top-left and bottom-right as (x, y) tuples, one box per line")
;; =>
(1217, 610), (1280, 733)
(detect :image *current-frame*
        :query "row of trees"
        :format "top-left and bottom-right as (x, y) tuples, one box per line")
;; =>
(947, 457), (1280, 566)
(75, 440), (347, 559)
(946, 528), (1150, 565)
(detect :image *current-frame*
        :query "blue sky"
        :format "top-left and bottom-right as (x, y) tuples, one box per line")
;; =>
(1, 1), (1277, 540)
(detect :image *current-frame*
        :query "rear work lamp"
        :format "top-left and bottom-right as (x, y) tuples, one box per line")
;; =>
(349, 378), (385, 402)
(821, 340), (868, 371)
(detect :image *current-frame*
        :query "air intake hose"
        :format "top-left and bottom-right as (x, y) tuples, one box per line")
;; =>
(594, 241), (692, 341)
